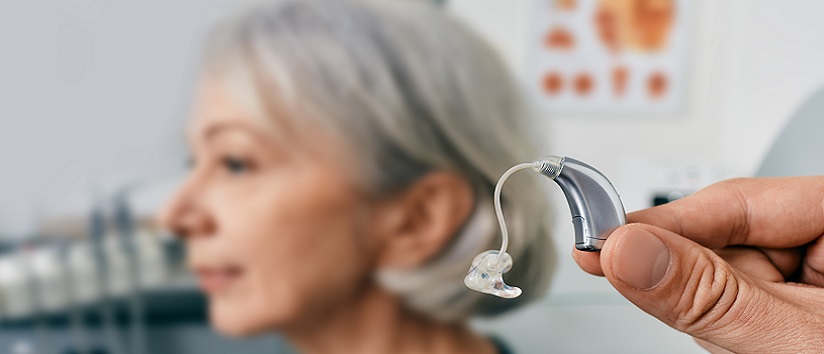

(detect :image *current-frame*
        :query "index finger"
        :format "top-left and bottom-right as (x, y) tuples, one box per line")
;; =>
(629, 176), (824, 249)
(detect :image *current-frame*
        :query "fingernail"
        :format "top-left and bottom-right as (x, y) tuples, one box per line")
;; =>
(612, 228), (670, 290)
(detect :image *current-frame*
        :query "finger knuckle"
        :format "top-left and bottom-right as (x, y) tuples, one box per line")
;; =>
(671, 251), (750, 336)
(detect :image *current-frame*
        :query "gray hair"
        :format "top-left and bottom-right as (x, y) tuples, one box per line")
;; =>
(202, 0), (555, 321)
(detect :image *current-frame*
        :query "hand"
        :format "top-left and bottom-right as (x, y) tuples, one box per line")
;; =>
(573, 177), (824, 353)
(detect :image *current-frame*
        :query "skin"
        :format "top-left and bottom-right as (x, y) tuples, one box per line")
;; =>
(572, 177), (824, 353)
(157, 77), (497, 354)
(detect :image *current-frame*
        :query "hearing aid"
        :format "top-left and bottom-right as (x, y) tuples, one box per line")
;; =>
(465, 156), (626, 298)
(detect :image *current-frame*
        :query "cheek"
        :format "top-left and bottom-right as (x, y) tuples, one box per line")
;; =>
(205, 170), (375, 334)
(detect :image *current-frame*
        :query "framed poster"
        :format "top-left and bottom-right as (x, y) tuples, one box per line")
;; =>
(530, 0), (691, 114)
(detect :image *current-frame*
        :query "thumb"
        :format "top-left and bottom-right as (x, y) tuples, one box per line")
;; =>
(600, 224), (818, 353)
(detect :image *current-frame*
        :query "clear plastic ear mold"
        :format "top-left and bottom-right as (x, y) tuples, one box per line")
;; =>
(463, 250), (521, 298)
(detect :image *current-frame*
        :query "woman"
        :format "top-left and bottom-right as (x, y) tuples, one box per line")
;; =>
(158, 0), (555, 353)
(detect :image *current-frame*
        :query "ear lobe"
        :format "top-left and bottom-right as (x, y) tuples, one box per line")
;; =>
(375, 171), (475, 268)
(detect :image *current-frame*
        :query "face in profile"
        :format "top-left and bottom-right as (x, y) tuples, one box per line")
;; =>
(594, 0), (675, 52)
(158, 77), (382, 336)
(633, 0), (674, 50)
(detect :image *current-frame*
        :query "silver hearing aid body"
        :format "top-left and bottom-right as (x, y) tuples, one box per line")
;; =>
(534, 156), (627, 252)
(465, 156), (626, 298)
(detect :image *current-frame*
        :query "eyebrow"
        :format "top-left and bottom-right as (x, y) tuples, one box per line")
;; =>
(204, 122), (249, 140)
(192, 121), (266, 145)
(187, 117), (293, 152)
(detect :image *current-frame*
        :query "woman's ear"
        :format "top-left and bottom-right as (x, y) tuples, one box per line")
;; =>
(373, 171), (475, 269)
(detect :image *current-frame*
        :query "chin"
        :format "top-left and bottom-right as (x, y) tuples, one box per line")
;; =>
(210, 310), (265, 337)
(208, 296), (295, 337)
(211, 316), (264, 338)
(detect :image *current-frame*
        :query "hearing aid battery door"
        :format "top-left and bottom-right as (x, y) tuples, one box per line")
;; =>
(571, 216), (597, 251)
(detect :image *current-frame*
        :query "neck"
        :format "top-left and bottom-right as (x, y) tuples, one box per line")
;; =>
(281, 284), (496, 354)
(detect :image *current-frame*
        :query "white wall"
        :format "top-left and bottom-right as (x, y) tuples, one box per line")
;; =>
(0, 0), (236, 235)
(451, 0), (824, 353)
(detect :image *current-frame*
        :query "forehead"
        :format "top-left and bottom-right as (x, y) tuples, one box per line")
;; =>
(185, 74), (344, 159)
(190, 76), (261, 134)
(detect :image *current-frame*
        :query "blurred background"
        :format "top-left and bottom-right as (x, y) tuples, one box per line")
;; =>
(2, 0), (823, 353)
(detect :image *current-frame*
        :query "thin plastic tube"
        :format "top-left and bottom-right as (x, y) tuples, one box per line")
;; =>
(494, 162), (534, 260)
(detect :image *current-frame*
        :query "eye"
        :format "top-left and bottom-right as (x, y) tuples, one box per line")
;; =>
(222, 156), (251, 175)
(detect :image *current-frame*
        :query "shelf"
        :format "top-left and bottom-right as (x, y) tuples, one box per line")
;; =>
(1, 286), (208, 329)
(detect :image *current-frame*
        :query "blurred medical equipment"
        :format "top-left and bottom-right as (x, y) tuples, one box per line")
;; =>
(466, 156), (626, 298)
(0, 183), (290, 354)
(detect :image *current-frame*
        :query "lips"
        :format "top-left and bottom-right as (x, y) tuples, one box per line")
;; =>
(194, 266), (243, 293)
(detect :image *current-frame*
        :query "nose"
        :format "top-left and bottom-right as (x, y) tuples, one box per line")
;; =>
(156, 177), (216, 239)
